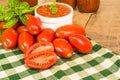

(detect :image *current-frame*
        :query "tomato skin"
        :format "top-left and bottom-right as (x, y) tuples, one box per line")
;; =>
(25, 13), (33, 20)
(16, 25), (28, 34)
(36, 28), (55, 42)
(1, 28), (18, 49)
(25, 42), (54, 57)
(24, 51), (58, 69)
(69, 34), (92, 54)
(18, 32), (34, 53)
(0, 22), (6, 30)
(27, 16), (41, 35)
(53, 38), (73, 58)
(55, 24), (86, 39)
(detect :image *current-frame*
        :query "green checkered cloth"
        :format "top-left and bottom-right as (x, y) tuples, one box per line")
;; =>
(0, 40), (120, 80)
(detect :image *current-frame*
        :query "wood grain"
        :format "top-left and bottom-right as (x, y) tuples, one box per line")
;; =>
(85, 0), (120, 54)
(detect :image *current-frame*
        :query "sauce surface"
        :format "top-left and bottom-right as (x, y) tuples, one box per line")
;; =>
(37, 4), (71, 18)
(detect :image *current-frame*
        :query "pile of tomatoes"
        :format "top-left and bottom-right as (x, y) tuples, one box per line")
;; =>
(1, 14), (92, 69)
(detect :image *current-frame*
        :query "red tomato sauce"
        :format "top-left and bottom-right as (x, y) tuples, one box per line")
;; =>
(37, 4), (71, 17)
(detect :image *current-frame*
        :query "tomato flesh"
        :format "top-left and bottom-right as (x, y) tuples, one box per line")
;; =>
(24, 51), (58, 69)
(25, 42), (54, 57)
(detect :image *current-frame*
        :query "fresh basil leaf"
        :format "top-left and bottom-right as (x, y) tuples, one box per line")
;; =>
(13, 0), (19, 9)
(19, 2), (30, 10)
(30, 5), (38, 11)
(20, 9), (31, 15)
(49, 0), (58, 14)
(14, 9), (20, 15)
(20, 15), (27, 25)
(4, 11), (16, 21)
(8, 0), (15, 8)
(51, 7), (58, 14)
(0, 16), (4, 21)
(4, 18), (18, 28)
(0, 5), (5, 14)
(0, 30), (4, 36)
(0, 30), (4, 41)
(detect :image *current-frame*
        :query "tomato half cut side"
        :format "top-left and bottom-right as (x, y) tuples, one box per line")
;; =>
(25, 42), (54, 57)
(24, 51), (58, 69)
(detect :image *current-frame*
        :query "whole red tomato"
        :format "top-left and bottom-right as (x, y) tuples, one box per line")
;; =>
(24, 51), (58, 69)
(55, 24), (86, 39)
(16, 25), (28, 34)
(25, 13), (33, 20)
(69, 34), (92, 54)
(36, 28), (55, 42)
(25, 41), (54, 57)
(27, 16), (41, 35)
(18, 32), (34, 53)
(53, 38), (73, 58)
(1, 28), (18, 49)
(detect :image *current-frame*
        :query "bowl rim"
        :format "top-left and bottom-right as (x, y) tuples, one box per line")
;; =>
(35, 2), (73, 21)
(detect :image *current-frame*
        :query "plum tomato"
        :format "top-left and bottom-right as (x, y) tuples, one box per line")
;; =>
(55, 24), (86, 39)
(25, 41), (54, 57)
(53, 38), (73, 58)
(36, 28), (55, 42)
(25, 13), (34, 20)
(69, 34), (92, 54)
(24, 51), (58, 69)
(0, 22), (6, 30)
(1, 28), (18, 49)
(27, 16), (41, 35)
(16, 25), (28, 34)
(18, 32), (34, 53)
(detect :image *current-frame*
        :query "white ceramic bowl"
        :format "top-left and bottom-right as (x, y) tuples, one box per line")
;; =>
(35, 2), (73, 31)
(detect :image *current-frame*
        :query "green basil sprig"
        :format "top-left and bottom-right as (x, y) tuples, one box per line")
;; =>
(0, 0), (37, 28)
(49, 0), (58, 14)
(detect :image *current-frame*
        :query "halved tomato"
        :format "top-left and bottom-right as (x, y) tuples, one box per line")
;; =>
(24, 51), (58, 69)
(25, 41), (54, 57)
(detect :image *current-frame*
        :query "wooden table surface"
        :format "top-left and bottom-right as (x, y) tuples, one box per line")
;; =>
(1, 0), (120, 54)
(85, 0), (120, 54)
